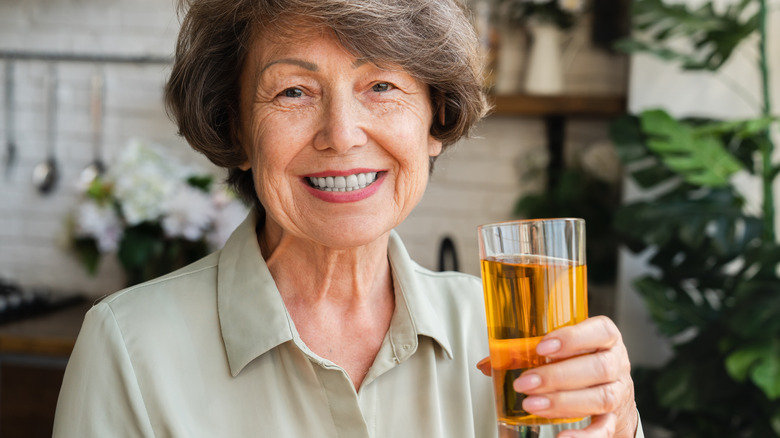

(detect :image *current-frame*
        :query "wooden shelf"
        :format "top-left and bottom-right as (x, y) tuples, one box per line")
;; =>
(489, 93), (627, 117)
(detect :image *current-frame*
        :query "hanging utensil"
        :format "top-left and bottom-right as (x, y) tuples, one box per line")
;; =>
(79, 67), (105, 187)
(4, 61), (16, 181)
(32, 62), (59, 194)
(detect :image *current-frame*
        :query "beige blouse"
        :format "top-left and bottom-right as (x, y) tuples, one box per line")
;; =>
(53, 213), (644, 438)
(54, 214), (498, 437)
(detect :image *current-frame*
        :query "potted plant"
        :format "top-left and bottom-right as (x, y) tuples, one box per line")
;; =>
(499, 0), (582, 29)
(490, 0), (585, 94)
(611, 0), (780, 435)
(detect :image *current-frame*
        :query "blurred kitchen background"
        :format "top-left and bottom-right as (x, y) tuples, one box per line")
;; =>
(0, 0), (779, 436)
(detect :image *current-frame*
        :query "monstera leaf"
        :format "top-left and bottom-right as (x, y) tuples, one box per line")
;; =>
(726, 339), (780, 400)
(610, 114), (678, 189)
(611, 1), (780, 436)
(616, 0), (759, 70)
(640, 109), (745, 187)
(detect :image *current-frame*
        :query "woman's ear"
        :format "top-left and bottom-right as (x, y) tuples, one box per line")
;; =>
(429, 94), (445, 157)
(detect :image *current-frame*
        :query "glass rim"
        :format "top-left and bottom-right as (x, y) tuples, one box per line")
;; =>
(477, 217), (584, 232)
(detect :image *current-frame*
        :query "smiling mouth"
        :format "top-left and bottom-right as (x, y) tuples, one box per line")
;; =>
(307, 171), (380, 192)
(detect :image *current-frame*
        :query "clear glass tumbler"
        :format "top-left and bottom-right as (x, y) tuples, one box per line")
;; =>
(478, 218), (591, 434)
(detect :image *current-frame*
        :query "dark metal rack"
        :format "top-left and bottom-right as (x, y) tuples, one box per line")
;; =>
(0, 50), (172, 65)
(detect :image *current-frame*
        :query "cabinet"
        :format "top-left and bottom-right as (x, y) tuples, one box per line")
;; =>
(0, 303), (89, 437)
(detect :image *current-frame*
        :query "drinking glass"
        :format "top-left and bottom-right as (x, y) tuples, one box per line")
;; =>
(478, 218), (590, 434)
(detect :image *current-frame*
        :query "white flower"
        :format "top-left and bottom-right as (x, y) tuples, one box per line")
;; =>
(73, 200), (123, 252)
(110, 139), (184, 225)
(207, 191), (249, 250)
(161, 185), (217, 241)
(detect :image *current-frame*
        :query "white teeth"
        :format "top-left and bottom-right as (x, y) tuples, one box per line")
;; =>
(308, 172), (378, 192)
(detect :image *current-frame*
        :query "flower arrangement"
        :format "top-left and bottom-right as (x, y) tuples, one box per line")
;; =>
(498, 0), (585, 29)
(69, 139), (249, 286)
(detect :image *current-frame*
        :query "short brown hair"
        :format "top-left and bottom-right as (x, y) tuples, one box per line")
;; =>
(164, 0), (488, 210)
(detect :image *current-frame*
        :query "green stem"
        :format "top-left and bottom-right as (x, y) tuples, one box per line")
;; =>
(758, 0), (776, 243)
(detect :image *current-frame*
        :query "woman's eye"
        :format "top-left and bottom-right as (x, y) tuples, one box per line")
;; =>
(281, 87), (303, 98)
(371, 82), (391, 92)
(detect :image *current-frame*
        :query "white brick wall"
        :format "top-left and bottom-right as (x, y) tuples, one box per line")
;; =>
(0, 0), (623, 297)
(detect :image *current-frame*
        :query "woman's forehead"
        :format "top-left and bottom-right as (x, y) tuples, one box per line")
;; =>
(245, 25), (406, 78)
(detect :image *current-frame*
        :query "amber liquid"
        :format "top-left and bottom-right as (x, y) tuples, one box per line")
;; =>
(480, 255), (588, 426)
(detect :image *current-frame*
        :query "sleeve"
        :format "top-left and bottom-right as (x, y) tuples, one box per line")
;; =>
(53, 302), (156, 437)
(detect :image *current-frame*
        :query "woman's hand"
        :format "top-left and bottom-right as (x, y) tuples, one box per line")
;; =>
(477, 316), (638, 438)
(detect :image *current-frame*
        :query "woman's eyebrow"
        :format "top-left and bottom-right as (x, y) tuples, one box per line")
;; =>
(259, 58), (319, 75)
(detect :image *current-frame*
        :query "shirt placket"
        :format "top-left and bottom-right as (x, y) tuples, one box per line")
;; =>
(313, 361), (373, 438)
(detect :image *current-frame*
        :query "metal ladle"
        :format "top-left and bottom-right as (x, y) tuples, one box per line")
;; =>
(32, 62), (59, 194)
(4, 61), (17, 181)
(79, 68), (105, 187)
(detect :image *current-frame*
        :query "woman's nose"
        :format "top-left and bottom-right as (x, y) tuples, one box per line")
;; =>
(314, 94), (369, 153)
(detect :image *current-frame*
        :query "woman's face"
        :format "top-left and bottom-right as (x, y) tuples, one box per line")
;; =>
(237, 29), (442, 249)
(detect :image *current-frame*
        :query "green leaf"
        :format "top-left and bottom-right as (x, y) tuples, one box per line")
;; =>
(633, 276), (712, 336)
(726, 339), (780, 400)
(186, 174), (213, 192)
(655, 361), (699, 410)
(726, 343), (766, 382)
(72, 237), (101, 275)
(609, 114), (682, 190)
(622, 0), (759, 71)
(610, 115), (647, 164)
(640, 109), (744, 187)
(85, 178), (113, 204)
(651, 346), (738, 412)
(615, 186), (749, 255)
(728, 281), (780, 338)
(630, 164), (680, 190)
(752, 354), (780, 400)
(693, 116), (779, 139)
(117, 223), (165, 270)
(772, 411), (780, 436)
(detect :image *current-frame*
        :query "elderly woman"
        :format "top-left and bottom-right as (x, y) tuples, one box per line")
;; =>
(54, 0), (641, 437)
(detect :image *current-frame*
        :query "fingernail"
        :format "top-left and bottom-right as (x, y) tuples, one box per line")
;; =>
(513, 373), (541, 392)
(523, 396), (550, 411)
(537, 338), (561, 355)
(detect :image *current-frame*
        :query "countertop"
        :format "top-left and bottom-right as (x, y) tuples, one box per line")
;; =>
(0, 301), (92, 358)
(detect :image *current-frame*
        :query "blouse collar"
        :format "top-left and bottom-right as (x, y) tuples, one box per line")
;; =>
(217, 212), (453, 377)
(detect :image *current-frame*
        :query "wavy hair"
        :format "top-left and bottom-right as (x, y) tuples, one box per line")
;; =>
(164, 0), (488, 211)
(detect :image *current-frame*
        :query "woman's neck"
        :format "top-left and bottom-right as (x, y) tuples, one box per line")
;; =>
(257, 218), (396, 389)
(259, 220), (393, 306)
